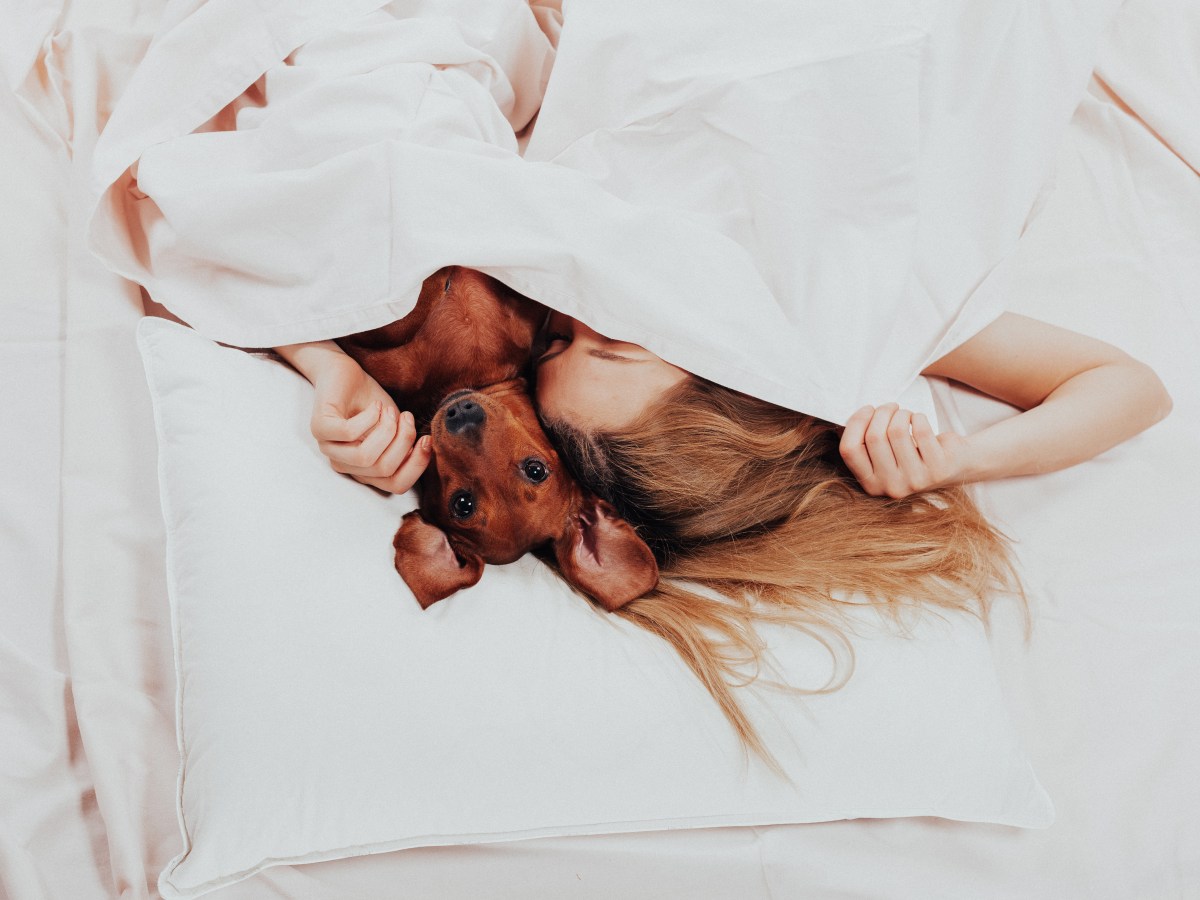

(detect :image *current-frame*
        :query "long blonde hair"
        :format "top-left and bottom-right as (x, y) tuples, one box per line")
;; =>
(544, 377), (1022, 764)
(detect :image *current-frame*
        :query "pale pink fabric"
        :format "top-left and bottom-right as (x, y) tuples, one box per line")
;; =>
(2, 5), (177, 898)
(2, 0), (1199, 897)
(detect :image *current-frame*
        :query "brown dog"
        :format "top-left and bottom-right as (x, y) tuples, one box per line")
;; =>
(336, 267), (658, 612)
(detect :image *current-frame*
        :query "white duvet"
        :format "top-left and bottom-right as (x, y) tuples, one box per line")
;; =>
(91, 0), (1121, 423)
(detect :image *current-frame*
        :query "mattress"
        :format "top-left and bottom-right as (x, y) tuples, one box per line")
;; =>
(1, 1), (1197, 897)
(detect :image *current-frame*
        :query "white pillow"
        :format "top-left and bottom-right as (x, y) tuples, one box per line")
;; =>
(138, 317), (1052, 900)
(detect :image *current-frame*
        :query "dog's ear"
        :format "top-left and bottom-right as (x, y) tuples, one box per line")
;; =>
(393, 511), (484, 609)
(553, 496), (658, 612)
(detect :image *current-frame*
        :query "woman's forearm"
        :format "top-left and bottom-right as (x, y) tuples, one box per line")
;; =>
(957, 359), (1172, 482)
(911, 313), (1174, 490)
(274, 340), (352, 385)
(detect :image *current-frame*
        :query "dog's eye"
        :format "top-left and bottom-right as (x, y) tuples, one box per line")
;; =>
(449, 490), (475, 519)
(522, 459), (549, 483)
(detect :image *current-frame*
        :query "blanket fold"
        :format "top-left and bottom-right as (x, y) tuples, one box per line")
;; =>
(89, 0), (1122, 423)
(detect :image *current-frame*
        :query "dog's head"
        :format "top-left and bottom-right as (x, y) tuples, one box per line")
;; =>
(394, 380), (658, 611)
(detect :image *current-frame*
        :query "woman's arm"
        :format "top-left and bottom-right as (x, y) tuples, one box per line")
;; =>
(275, 341), (431, 493)
(839, 313), (1173, 498)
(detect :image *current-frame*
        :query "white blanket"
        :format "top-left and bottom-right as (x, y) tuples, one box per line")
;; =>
(90, 0), (1121, 423)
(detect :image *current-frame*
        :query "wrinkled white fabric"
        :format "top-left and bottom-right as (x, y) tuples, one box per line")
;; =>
(4, 0), (1199, 897)
(90, 0), (1121, 423)
(1, 6), (179, 899)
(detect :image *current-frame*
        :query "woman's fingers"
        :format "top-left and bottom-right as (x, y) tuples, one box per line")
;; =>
(321, 405), (400, 470)
(888, 409), (921, 473)
(842, 404), (902, 495)
(303, 357), (431, 492)
(842, 404), (959, 498)
(911, 412), (945, 470)
(313, 399), (381, 444)
(839, 405), (876, 484)
(334, 409), (416, 477)
(843, 401), (969, 498)
(359, 435), (434, 494)
(370, 410), (420, 477)
(329, 408), (435, 494)
(864, 403), (900, 472)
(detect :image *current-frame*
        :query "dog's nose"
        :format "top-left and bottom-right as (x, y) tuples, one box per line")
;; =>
(444, 397), (485, 435)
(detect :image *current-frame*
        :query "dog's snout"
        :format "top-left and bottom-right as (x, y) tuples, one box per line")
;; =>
(444, 397), (485, 435)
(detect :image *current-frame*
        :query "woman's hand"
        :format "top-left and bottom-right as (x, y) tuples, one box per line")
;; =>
(275, 340), (431, 493)
(840, 314), (1173, 498)
(839, 403), (971, 499)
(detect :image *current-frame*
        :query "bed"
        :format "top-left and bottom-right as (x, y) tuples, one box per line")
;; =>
(2, 0), (1198, 897)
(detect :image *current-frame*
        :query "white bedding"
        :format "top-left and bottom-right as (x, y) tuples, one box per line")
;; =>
(2, 1), (1199, 898)
(89, 0), (1122, 424)
(138, 316), (1051, 898)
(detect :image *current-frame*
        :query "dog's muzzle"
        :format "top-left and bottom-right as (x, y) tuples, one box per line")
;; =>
(444, 396), (485, 435)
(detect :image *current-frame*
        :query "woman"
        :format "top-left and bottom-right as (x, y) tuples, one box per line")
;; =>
(279, 311), (1171, 759)
(283, 311), (1171, 497)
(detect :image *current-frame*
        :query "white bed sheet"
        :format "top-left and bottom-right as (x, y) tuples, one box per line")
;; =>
(1, 1), (1197, 898)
